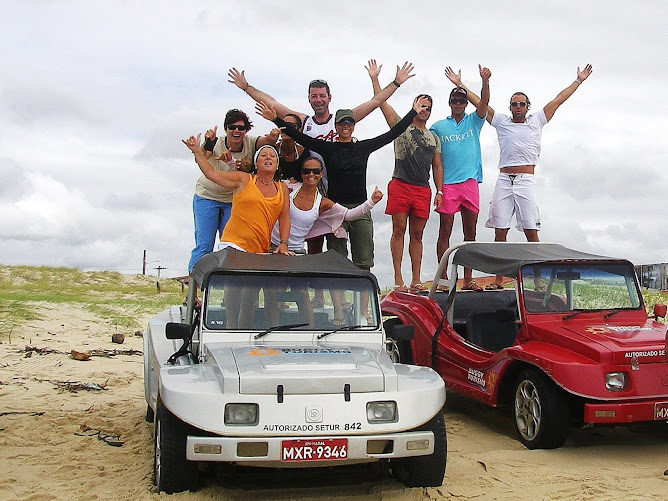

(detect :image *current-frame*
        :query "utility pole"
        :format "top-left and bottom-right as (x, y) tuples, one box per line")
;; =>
(142, 250), (147, 275)
(156, 266), (166, 278)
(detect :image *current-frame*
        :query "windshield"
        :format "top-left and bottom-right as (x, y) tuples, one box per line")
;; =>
(203, 273), (379, 330)
(520, 262), (642, 313)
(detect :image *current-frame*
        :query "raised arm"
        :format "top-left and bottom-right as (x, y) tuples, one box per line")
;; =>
(182, 133), (248, 190)
(228, 67), (307, 122)
(476, 64), (491, 119)
(445, 67), (495, 123)
(366, 59), (400, 127)
(255, 102), (329, 155)
(351, 61), (415, 122)
(543, 64), (593, 121)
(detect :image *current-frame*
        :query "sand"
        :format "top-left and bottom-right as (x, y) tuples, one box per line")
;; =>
(1, 303), (666, 501)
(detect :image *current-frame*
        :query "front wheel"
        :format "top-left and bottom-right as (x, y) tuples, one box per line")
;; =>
(391, 412), (447, 487)
(154, 400), (199, 493)
(513, 369), (569, 449)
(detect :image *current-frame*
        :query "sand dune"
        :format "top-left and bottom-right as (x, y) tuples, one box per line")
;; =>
(1, 303), (666, 500)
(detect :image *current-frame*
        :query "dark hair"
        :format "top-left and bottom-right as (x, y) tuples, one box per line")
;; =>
(416, 93), (433, 104)
(308, 79), (331, 95)
(302, 157), (324, 170)
(510, 92), (531, 109)
(283, 113), (303, 130)
(224, 108), (253, 130)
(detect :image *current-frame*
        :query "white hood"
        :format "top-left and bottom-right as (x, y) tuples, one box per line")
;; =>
(230, 345), (386, 394)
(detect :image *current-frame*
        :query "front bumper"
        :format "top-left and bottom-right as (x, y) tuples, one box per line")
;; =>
(584, 399), (668, 424)
(186, 430), (434, 464)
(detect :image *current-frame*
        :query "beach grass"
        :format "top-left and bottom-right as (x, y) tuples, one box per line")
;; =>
(0, 265), (185, 339)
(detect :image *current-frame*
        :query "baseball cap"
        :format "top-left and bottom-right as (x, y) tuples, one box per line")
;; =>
(335, 109), (355, 124)
(449, 87), (467, 99)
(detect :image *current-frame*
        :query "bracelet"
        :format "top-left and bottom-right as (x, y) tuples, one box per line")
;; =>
(437, 191), (443, 195)
(575, 79), (582, 85)
(392, 80), (401, 87)
(279, 240), (288, 246)
(203, 137), (218, 151)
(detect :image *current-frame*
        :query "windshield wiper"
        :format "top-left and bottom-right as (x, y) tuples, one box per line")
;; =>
(562, 309), (586, 320)
(317, 324), (373, 339)
(603, 309), (626, 319)
(254, 323), (309, 339)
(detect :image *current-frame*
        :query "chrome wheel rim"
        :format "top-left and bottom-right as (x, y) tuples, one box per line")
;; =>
(515, 379), (541, 441)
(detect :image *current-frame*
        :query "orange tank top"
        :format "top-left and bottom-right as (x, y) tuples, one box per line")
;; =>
(221, 175), (284, 253)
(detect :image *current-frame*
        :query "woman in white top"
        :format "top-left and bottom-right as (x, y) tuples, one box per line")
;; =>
(270, 157), (383, 253)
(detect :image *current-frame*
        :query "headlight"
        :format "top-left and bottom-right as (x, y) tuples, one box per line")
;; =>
(366, 401), (397, 423)
(224, 403), (259, 425)
(605, 372), (626, 391)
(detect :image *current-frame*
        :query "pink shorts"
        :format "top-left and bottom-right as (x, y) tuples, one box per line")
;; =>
(385, 178), (431, 219)
(436, 178), (480, 215)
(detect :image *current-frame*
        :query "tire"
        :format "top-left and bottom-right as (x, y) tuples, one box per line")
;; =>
(154, 400), (199, 493)
(383, 318), (413, 364)
(513, 369), (569, 449)
(391, 412), (447, 487)
(145, 404), (154, 423)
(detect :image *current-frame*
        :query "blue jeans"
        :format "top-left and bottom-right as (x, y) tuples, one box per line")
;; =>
(188, 195), (232, 272)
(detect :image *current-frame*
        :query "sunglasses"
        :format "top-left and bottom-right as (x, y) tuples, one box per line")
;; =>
(226, 124), (247, 131)
(510, 101), (528, 108)
(309, 79), (328, 88)
(302, 167), (323, 175)
(449, 98), (467, 105)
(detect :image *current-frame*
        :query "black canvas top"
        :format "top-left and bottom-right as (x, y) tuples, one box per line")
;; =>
(452, 243), (617, 278)
(191, 248), (374, 288)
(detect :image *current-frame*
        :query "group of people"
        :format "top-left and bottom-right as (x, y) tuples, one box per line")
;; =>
(183, 60), (593, 294)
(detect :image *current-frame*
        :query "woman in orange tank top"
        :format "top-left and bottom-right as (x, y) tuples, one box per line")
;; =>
(183, 137), (292, 256)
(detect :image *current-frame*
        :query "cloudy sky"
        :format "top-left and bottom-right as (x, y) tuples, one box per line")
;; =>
(2, 1), (666, 287)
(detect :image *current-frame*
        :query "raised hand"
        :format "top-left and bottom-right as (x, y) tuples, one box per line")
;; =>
(365, 59), (382, 79)
(370, 186), (383, 204)
(204, 126), (218, 141)
(255, 101), (277, 121)
(266, 128), (281, 144)
(227, 67), (248, 90)
(182, 133), (203, 153)
(479, 64), (491, 82)
(412, 95), (431, 113)
(394, 61), (415, 85)
(577, 64), (593, 82)
(445, 67), (462, 87)
(214, 148), (233, 163)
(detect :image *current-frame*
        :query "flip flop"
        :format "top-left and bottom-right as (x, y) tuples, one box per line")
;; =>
(462, 280), (483, 292)
(485, 283), (504, 290)
(409, 283), (427, 293)
(393, 284), (409, 292)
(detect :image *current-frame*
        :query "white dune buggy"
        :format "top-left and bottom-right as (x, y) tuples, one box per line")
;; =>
(143, 249), (446, 493)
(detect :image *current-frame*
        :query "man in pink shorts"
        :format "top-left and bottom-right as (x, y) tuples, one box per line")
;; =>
(430, 65), (491, 291)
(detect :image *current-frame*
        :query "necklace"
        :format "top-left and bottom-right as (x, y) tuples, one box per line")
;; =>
(256, 176), (274, 186)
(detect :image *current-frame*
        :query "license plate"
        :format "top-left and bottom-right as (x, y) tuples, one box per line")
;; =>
(654, 402), (668, 420)
(281, 438), (348, 462)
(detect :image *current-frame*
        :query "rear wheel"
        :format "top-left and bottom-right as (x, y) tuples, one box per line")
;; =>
(154, 400), (199, 493)
(391, 412), (447, 487)
(513, 369), (569, 449)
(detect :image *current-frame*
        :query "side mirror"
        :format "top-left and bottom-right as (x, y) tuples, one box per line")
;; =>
(166, 322), (191, 340)
(387, 323), (414, 342)
(653, 304), (667, 320)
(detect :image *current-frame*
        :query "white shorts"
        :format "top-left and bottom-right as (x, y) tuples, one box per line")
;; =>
(485, 173), (541, 231)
